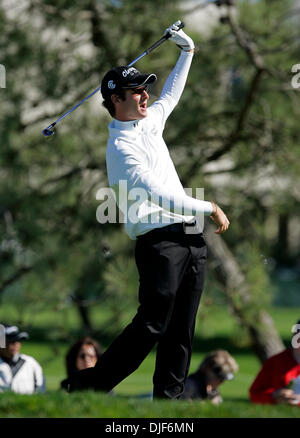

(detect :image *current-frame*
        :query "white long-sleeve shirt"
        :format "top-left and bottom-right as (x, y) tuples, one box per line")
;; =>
(0, 354), (46, 394)
(106, 50), (212, 240)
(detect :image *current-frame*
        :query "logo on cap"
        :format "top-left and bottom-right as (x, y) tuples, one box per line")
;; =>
(122, 67), (138, 78)
(108, 80), (116, 90)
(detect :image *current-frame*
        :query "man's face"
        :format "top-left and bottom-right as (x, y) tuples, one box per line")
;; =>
(113, 86), (149, 121)
(0, 341), (21, 360)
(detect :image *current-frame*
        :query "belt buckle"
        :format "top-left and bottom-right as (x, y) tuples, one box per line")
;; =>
(183, 220), (198, 235)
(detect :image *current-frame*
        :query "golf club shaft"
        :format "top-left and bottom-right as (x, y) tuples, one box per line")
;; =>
(42, 21), (184, 137)
(127, 31), (177, 66)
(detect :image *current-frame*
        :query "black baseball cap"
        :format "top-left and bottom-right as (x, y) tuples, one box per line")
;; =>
(4, 325), (29, 343)
(101, 66), (157, 100)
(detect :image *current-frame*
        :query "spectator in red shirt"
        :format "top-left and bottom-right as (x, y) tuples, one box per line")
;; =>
(249, 319), (300, 405)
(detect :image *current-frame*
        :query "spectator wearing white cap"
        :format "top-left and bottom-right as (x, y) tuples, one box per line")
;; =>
(0, 325), (45, 394)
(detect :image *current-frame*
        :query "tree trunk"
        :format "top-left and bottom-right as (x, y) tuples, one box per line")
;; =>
(71, 290), (93, 333)
(76, 302), (92, 333)
(204, 223), (284, 363)
(276, 213), (289, 264)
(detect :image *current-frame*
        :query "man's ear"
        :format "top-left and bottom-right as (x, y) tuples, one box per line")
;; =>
(111, 94), (121, 105)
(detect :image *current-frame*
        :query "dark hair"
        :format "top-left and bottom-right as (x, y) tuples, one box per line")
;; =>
(65, 337), (103, 378)
(102, 89), (126, 117)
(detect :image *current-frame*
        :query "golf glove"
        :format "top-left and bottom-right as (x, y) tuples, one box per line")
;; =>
(165, 21), (195, 52)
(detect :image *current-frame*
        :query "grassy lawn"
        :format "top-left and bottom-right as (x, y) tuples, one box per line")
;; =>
(0, 305), (300, 417)
(14, 305), (299, 395)
(0, 342), (261, 399)
(0, 391), (300, 418)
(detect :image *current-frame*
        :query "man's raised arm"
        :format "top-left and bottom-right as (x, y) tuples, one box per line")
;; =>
(149, 22), (195, 125)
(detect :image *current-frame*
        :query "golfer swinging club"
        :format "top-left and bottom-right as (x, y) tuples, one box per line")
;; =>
(68, 21), (229, 398)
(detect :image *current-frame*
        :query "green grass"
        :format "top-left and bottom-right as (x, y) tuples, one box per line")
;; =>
(15, 305), (297, 395)
(0, 391), (299, 418)
(1, 305), (300, 417)
(9, 342), (260, 397)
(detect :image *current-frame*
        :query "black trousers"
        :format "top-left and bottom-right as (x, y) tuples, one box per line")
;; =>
(70, 227), (207, 399)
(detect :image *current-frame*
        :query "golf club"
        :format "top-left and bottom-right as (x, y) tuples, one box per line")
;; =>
(42, 21), (185, 137)
(201, 0), (235, 5)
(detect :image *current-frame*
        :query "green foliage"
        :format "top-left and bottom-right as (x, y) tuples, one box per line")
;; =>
(236, 241), (272, 309)
(0, 0), (299, 337)
(103, 254), (138, 332)
(0, 0), (185, 327)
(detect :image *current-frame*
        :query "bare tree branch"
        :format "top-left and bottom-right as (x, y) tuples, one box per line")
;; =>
(38, 162), (103, 189)
(227, 7), (265, 70)
(182, 7), (269, 183)
(0, 266), (32, 296)
(206, 68), (264, 162)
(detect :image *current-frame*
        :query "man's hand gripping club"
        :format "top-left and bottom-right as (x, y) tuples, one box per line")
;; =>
(165, 21), (195, 52)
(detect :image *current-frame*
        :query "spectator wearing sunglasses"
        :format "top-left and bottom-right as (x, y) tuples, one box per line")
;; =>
(181, 350), (238, 404)
(60, 337), (102, 390)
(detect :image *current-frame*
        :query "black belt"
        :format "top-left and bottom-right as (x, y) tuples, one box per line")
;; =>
(138, 221), (199, 238)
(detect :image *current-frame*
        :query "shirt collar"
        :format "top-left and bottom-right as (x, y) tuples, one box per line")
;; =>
(110, 118), (144, 132)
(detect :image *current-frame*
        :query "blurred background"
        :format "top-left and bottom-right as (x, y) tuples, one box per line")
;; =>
(0, 0), (300, 399)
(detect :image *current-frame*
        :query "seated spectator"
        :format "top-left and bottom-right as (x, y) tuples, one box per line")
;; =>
(182, 349), (238, 404)
(249, 319), (300, 405)
(0, 325), (45, 394)
(60, 337), (103, 390)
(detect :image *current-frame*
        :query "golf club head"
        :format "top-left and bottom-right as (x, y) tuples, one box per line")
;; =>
(42, 128), (55, 137)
